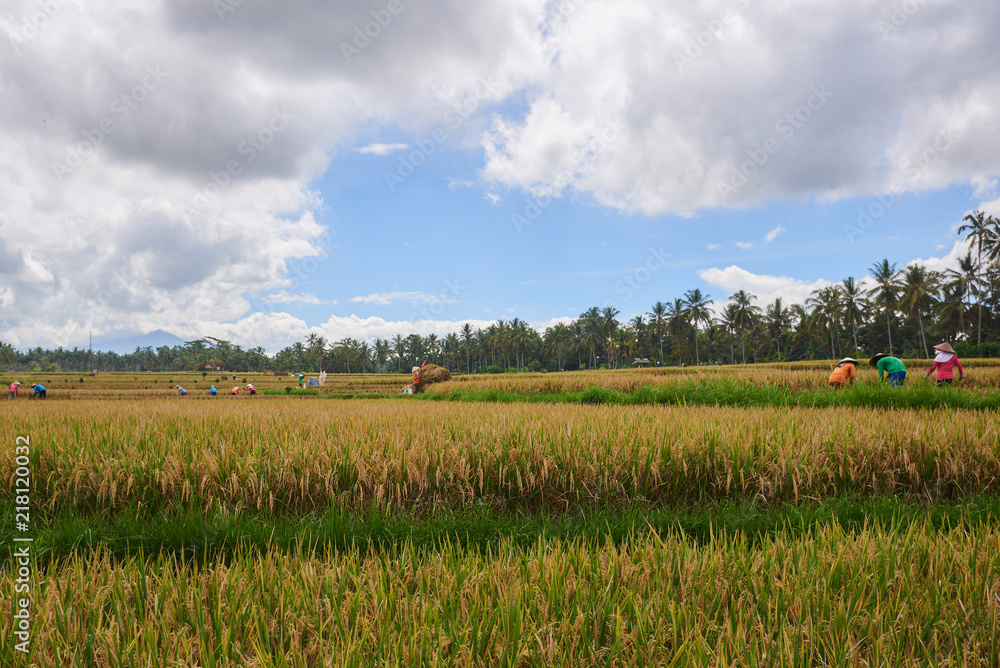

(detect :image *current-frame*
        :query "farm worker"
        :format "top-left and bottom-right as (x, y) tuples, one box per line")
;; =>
(7, 381), (20, 399)
(31, 384), (46, 399)
(411, 366), (421, 383)
(869, 353), (906, 386)
(210, 385), (217, 396)
(231, 386), (240, 395)
(298, 374), (304, 387)
(925, 342), (964, 386)
(246, 383), (256, 395)
(176, 385), (187, 396)
(828, 358), (858, 388)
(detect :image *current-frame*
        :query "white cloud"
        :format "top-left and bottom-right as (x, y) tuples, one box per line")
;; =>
(486, 192), (501, 204)
(905, 239), (973, 274)
(481, 0), (1000, 214)
(971, 177), (998, 200)
(355, 143), (409, 156)
(706, 243), (721, 251)
(699, 265), (832, 307)
(764, 225), (785, 243)
(735, 242), (755, 250)
(349, 291), (450, 306)
(261, 291), (331, 305)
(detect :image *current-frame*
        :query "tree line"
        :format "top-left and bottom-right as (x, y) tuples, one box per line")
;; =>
(4, 212), (999, 374)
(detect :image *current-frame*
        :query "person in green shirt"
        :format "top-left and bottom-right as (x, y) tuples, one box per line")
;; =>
(870, 353), (906, 386)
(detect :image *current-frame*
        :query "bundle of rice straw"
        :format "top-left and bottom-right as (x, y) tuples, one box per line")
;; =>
(413, 364), (451, 392)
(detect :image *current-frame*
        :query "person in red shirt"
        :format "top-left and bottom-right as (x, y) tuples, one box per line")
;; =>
(828, 358), (858, 388)
(925, 342), (964, 386)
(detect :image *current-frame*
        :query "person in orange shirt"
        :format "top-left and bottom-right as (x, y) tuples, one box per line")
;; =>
(828, 358), (859, 388)
(231, 386), (240, 395)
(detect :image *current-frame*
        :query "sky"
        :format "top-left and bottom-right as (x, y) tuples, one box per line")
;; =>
(2, 0), (999, 353)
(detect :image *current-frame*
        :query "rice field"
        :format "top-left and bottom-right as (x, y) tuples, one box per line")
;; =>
(2, 366), (999, 665)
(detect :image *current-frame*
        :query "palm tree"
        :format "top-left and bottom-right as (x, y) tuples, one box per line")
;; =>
(958, 210), (995, 346)
(683, 289), (712, 365)
(839, 277), (865, 353)
(544, 323), (572, 370)
(898, 264), (937, 358)
(729, 290), (758, 364)
(392, 334), (404, 372)
(665, 299), (687, 364)
(765, 298), (791, 359)
(460, 323), (474, 373)
(936, 279), (969, 342)
(0, 341), (16, 368)
(806, 287), (841, 358)
(648, 301), (667, 362)
(867, 259), (902, 355)
(716, 304), (739, 364)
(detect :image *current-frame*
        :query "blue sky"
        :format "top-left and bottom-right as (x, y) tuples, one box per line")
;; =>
(2, 0), (998, 351)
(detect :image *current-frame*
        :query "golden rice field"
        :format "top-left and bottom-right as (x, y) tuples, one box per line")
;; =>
(1, 400), (999, 514)
(2, 366), (1000, 666)
(2, 526), (998, 666)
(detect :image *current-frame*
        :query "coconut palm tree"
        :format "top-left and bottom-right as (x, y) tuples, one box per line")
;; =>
(806, 287), (841, 358)
(839, 277), (865, 353)
(898, 264), (937, 358)
(867, 259), (902, 355)
(728, 290), (758, 364)
(683, 289), (712, 365)
(957, 210), (996, 346)
(665, 299), (687, 364)
(765, 298), (791, 359)
(648, 301), (667, 362)
(460, 323), (474, 373)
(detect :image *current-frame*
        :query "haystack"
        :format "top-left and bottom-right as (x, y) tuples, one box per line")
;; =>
(413, 363), (451, 393)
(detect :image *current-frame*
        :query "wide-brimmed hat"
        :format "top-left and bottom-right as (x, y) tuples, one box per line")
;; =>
(933, 342), (956, 354)
(839, 358), (859, 366)
(13, 381), (20, 386)
(869, 353), (889, 367)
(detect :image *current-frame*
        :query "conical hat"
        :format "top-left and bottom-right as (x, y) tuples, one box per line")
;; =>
(869, 353), (888, 367)
(839, 358), (858, 365)
(933, 342), (956, 354)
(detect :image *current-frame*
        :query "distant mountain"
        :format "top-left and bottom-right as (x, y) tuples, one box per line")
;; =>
(91, 329), (187, 355)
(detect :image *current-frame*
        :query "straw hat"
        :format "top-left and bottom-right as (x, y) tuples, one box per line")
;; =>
(869, 353), (889, 367)
(933, 342), (956, 354)
(839, 358), (859, 366)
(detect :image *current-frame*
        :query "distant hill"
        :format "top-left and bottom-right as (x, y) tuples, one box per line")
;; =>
(91, 329), (187, 355)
